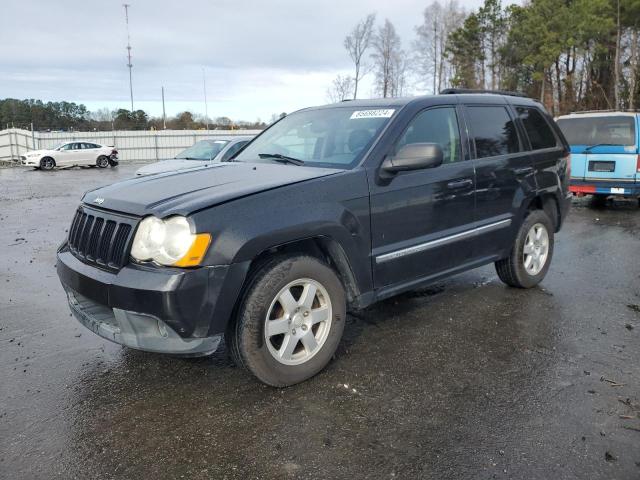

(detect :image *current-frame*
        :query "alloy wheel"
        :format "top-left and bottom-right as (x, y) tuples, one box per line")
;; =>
(264, 278), (332, 366)
(523, 223), (549, 276)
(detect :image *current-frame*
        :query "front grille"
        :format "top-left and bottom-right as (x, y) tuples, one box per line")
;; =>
(67, 206), (137, 271)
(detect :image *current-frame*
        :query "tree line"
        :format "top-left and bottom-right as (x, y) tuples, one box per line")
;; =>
(0, 98), (272, 132)
(330, 0), (640, 115)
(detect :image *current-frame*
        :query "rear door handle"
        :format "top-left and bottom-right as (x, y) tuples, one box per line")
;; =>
(514, 166), (534, 175)
(447, 178), (473, 189)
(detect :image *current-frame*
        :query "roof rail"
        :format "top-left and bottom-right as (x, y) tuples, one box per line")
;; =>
(440, 88), (530, 99)
(569, 109), (639, 114)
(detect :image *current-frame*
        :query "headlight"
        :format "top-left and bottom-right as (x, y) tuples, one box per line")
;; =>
(130, 216), (211, 267)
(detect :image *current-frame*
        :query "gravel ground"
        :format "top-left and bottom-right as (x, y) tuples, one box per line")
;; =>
(1, 165), (639, 479)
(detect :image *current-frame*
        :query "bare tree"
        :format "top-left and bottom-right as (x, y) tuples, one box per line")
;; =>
(90, 107), (113, 122)
(371, 19), (403, 98)
(344, 13), (376, 99)
(326, 75), (355, 103)
(391, 55), (409, 97)
(414, 1), (465, 94)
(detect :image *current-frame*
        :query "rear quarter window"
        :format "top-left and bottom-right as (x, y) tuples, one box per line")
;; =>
(516, 107), (558, 150)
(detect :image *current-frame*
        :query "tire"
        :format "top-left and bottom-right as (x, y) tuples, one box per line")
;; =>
(40, 157), (55, 171)
(227, 255), (346, 387)
(96, 155), (109, 168)
(495, 209), (554, 289)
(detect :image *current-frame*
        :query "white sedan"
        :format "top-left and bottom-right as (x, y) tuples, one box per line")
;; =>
(20, 141), (118, 170)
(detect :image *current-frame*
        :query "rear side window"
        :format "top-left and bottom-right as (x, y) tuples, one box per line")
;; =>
(516, 107), (557, 150)
(466, 106), (520, 158)
(556, 115), (636, 146)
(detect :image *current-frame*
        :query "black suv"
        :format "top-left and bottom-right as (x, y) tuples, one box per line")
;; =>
(57, 91), (571, 386)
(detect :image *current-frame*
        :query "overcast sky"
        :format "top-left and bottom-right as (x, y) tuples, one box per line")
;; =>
(2, 0), (489, 121)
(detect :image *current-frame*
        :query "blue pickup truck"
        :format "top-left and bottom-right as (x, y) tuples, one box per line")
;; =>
(556, 111), (640, 203)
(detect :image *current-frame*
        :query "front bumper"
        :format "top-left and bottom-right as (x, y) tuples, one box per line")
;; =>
(65, 287), (221, 355)
(570, 179), (640, 196)
(20, 157), (39, 166)
(56, 245), (238, 355)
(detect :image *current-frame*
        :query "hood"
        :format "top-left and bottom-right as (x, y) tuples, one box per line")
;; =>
(83, 162), (341, 217)
(24, 149), (51, 156)
(136, 159), (209, 176)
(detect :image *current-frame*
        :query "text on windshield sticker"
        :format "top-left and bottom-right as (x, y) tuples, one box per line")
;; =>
(350, 109), (395, 120)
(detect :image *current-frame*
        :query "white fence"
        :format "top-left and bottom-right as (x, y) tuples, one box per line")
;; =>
(0, 128), (261, 165)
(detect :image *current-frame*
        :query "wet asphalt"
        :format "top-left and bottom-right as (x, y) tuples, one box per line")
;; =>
(0, 165), (639, 479)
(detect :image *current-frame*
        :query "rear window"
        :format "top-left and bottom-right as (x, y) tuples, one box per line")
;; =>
(516, 107), (557, 150)
(466, 106), (520, 158)
(556, 116), (636, 146)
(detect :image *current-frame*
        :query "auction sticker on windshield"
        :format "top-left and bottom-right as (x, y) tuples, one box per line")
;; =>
(350, 109), (395, 120)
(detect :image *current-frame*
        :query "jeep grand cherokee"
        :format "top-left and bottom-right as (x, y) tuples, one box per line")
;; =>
(57, 90), (571, 386)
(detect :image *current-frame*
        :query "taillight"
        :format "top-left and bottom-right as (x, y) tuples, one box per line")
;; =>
(111, 149), (118, 155)
(636, 154), (640, 172)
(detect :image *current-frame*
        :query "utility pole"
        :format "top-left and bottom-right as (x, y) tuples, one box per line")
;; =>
(123, 4), (134, 112)
(161, 86), (166, 129)
(202, 67), (209, 130)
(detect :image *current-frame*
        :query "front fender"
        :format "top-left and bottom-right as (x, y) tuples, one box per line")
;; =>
(191, 170), (373, 332)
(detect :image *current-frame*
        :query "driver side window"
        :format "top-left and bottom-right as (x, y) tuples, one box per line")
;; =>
(396, 107), (462, 164)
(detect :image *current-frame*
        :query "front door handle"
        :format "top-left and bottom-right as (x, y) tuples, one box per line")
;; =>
(514, 166), (534, 175)
(447, 178), (473, 189)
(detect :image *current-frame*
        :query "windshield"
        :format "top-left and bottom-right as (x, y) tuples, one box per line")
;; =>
(234, 106), (396, 168)
(557, 116), (636, 146)
(51, 142), (68, 150)
(175, 140), (229, 160)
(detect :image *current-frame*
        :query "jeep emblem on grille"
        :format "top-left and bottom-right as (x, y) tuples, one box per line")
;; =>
(93, 197), (105, 205)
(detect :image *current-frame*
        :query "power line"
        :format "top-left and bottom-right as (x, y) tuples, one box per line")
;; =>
(123, 4), (134, 112)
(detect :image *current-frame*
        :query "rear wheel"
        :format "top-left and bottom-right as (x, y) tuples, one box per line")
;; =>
(495, 210), (554, 289)
(40, 157), (55, 171)
(228, 255), (346, 387)
(96, 155), (109, 168)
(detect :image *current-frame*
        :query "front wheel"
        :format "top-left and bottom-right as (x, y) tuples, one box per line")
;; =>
(96, 155), (109, 168)
(40, 157), (55, 171)
(495, 210), (554, 289)
(227, 255), (346, 387)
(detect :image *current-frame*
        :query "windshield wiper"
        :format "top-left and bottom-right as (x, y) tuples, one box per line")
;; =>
(584, 143), (619, 151)
(258, 153), (305, 166)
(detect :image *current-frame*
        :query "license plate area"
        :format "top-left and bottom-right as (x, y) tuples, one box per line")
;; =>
(588, 161), (615, 172)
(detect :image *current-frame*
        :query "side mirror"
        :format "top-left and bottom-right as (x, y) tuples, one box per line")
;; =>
(380, 143), (443, 179)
